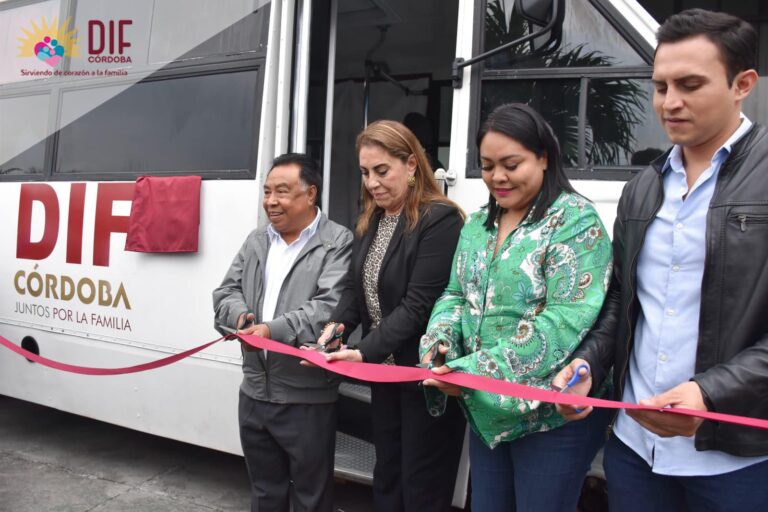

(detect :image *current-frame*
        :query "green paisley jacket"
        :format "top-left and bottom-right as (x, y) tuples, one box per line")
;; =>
(420, 191), (612, 448)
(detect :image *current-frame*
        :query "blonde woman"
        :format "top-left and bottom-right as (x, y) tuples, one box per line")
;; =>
(316, 120), (466, 511)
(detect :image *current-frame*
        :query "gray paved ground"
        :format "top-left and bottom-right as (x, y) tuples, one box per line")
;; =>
(0, 395), (373, 512)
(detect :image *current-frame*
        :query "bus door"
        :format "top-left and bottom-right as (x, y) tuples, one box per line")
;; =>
(288, 0), (470, 501)
(293, 0), (461, 230)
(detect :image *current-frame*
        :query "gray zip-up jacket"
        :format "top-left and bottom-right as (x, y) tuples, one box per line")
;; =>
(213, 213), (353, 404)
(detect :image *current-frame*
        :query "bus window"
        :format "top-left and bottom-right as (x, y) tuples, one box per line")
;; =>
(469, 0), (655, 180)
(586, 78), (668, 168)
(0, 94), (49, 177)
(55, 70), (260, 177)
(0, 1), (270, 182)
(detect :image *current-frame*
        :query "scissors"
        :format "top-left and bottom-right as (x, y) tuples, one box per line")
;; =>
(304, 323), (343, 353)
(416, 342), (444, 369)
(217, 324), (238, 335)
(240, 313), (254, 329)
(216, 311), (255, 336)
(553, 363), (590, 413)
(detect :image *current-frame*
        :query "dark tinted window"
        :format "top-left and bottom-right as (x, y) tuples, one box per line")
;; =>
(0, 141), (46, 176)
(587, 78), (667, 166)
(56, 70), (259, 175)
(0, 94), (49, 176)
(149, 8), (271, 64)
(484, 0), (646, 69)
(481, 79), (581, 165)
(0, 1), (270, 181)
(474, 0), (654, 179)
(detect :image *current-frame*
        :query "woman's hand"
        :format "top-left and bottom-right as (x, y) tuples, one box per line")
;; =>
(324, 348), (363, 363)
(420, 341), (446, 367)
(299, 344), (323, 367)
(552, 358), (593, 421)
(317, 322), (345, 352)
(423, 345), (461, 396)
(299, 345), (363, 366)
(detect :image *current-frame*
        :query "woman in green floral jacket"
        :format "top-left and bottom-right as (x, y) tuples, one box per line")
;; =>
(420, 103), (613, 512)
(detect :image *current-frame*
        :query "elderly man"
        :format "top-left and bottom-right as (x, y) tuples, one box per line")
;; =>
(213, 153), (353, 512)
(555, 9), (767, 512)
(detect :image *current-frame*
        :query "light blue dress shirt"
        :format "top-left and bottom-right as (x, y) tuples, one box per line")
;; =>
(614, 116), (768, 476)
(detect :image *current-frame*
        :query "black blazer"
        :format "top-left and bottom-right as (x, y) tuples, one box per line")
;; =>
(334, 202), (463, 366)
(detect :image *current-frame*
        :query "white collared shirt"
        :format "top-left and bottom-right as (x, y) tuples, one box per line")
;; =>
(261, 208), (321, 322)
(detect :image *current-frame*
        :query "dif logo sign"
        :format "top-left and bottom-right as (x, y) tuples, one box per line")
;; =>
(34, 36), (66, 67)
(17, 17), (80, 67)
(18, 17), (132, 67)
(16, 183), (135, 267)
(88, 20), (132, 63)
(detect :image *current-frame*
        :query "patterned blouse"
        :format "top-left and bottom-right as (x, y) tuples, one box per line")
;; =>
(420, 191), (612, 448)
(363, 213), (400, 364)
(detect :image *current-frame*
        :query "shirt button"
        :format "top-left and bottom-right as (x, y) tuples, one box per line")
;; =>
(666, 308), (676, 316)
(659, 353), (668, 362)
(676, 222), (684, 230)
(672, 265), (680, 272)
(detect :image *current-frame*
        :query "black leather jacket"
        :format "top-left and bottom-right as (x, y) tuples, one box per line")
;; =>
(575, 124), (768, 457)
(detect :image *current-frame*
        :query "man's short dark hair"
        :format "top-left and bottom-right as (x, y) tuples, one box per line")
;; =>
(270, 153), (322, 206)
(656, 9), (757, 86)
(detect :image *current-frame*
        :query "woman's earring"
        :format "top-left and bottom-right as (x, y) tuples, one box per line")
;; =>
(407, 175), (416, 187)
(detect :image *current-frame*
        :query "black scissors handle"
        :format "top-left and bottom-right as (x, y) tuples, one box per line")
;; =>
(416, 342), (443, 369)
(240, 312), (255, 329)
(305, 323), (344, 353)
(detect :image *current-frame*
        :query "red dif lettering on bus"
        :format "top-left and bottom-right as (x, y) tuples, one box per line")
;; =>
(89, 20), (132, 55)
(16, 183), (134, 267)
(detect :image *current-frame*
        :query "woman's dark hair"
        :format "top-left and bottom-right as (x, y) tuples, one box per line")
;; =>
(477, 103), (575, 230)
(656, 9), (757, 86)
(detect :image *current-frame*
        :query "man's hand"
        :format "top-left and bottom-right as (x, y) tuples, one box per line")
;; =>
(239, 323), (270, 338)
(234, 313), (269, 351)
(552, 358), (593, 421)
(237, 312), (255, 331)
(627, 381), (707, 437)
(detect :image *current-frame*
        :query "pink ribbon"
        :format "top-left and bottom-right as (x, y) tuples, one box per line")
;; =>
(0, 334), (219, 376)
(2, 333), (767, 431)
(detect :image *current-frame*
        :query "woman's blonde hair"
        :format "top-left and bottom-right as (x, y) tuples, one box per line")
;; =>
(355, 120), (463, 236)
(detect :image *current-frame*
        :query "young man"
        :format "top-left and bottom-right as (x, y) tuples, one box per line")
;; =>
(213, 153), (353, 512)
(554, 9), (767, 511)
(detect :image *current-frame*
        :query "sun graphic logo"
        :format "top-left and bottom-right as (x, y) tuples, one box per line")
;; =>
(17, 17), (80, 68)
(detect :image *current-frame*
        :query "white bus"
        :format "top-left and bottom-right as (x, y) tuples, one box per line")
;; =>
(1, 0), (766, 504)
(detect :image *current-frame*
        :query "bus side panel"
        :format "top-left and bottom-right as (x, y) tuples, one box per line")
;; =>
(0, 322), (243, 454)
(1, 180), (262, 453)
